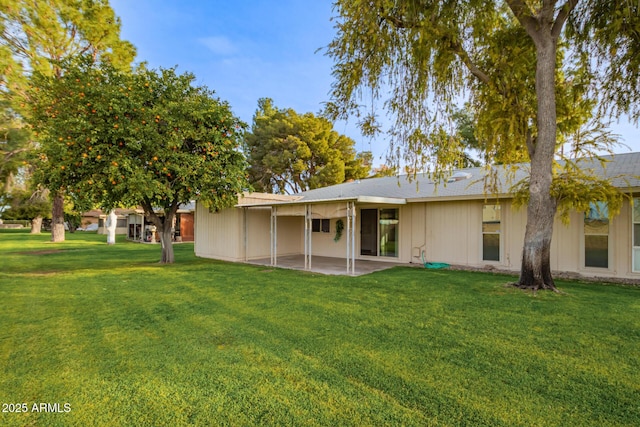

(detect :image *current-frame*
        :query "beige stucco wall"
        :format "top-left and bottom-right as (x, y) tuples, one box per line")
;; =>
(244, 208), (270, 260)
(550, 198), (636, 280)
(613, 200), (634, 278)
(405, 198), (639, 280)
(195, 203), (304, 262)
(274, 216), (304, 257)
(307, 218), (348, 258)
(195, 203), (244, 261)
(195, 197), (639, 280)
(408, 201), (483, 267)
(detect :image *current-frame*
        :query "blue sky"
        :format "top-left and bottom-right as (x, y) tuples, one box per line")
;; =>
(109, 0), (379, 156)
(110, 0), (638, 161)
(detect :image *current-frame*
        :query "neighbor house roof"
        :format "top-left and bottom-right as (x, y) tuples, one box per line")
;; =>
(85, 208), (136, 218)
(238, 152), (640, 207)
(130, 202), (196, 215)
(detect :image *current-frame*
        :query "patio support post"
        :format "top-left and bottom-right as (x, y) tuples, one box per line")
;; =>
(346, 202), (350, 274)
(270, 206), (277, 266)
(351, 203), (356, 275)
(304, 204), (312, 270)
(346, 201), (356, 275)
(243, 207), (248, 262)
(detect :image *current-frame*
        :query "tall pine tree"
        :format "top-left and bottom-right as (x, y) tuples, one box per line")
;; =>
(245, 98), (370, 194)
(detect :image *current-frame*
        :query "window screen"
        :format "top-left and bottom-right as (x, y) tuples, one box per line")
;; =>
(584, 202), (609, 268)
(482, 204), (501, 261)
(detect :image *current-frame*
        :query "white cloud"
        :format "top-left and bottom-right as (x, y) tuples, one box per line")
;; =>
(199, 36), (236, 55)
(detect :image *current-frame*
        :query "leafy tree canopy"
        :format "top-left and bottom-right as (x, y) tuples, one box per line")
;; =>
(0, 102), (30, 196)
(1, 0), (137, 242)
(2, 187), (50, 221)
(29, 56), (248, 262)
(1, 0), (136, 101)
(325, 0), (638, 290)
(326, 1), (631, 172)
(244, 98), (371, 194)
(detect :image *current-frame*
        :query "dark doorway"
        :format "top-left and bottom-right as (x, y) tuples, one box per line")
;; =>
(360, 208), (378, 256)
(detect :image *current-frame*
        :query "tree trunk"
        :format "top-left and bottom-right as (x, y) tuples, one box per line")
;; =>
(517, 31), (558, 291)
(158, 225), (175, 264)
(142, 200), (178, 264)
(30, 216), (43, 234)
(51, 193), (65, 242)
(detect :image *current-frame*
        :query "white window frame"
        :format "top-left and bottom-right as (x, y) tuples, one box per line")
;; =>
(583, 201), (610, 270)
(359, 207), (400, 259)
(482, 204), (501, 263)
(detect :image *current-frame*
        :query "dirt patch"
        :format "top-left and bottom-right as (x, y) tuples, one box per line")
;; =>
(23, 271), (60, 276)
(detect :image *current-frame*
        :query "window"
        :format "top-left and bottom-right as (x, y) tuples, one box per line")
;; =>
(312, 218), (330, 233)
(482, 204), (501, 262)
(633, 199), (640, 272)
(584, 202), (609, 268)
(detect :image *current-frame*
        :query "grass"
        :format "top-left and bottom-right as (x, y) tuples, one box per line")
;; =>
(0, 229), (639, 426)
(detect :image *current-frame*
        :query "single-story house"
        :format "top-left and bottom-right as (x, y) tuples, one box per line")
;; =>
(126, 202), (195, 243)
(81, 208), (132, 234)
(194, 152), (640, 280)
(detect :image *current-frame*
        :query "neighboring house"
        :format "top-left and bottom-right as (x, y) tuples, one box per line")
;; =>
(195, 152), (640, 280)
(126, 202), (195, 243)
(82, 208), (132, 234)
(98, 208), (133, 235)
(80, 209), (101, 230)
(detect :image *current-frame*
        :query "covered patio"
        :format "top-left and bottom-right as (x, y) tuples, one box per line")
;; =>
(253, 196), (406, 276)
(245, 254), (407, 276)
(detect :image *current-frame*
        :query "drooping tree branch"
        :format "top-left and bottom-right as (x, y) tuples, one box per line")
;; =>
(447, 37), (492, 86)
(380, 8), (492, 87)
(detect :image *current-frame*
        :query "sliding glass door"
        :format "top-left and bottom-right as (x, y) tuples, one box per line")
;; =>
(360, 208), (399, 258)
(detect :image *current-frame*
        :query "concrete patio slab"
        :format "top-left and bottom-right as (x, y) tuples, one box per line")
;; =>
(245, 255), (406, 276)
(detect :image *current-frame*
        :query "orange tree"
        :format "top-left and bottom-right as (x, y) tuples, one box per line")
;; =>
(30, 57), (248, 263)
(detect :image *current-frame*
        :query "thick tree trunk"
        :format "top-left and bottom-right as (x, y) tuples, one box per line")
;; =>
(51, 193), (65, 242)
(158, 225), (175, 264)
(517, 32), (558, 291)
(30, 216), (43, 234)
(519, 191), (557, 290)
(142, 200), (178, 264)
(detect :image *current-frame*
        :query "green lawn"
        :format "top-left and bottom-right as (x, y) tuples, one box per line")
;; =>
(0, 230), (638, 426)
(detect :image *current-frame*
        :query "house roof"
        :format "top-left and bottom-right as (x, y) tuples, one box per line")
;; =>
(84, 208), (136, 218)
(238, 152), (640, 207)
(237, 192), (302, 206)
(130, 202), (196, 215)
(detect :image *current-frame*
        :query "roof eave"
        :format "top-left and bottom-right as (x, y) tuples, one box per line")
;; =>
(237, 195), (406, 208)
(407, 193), (512, 203)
